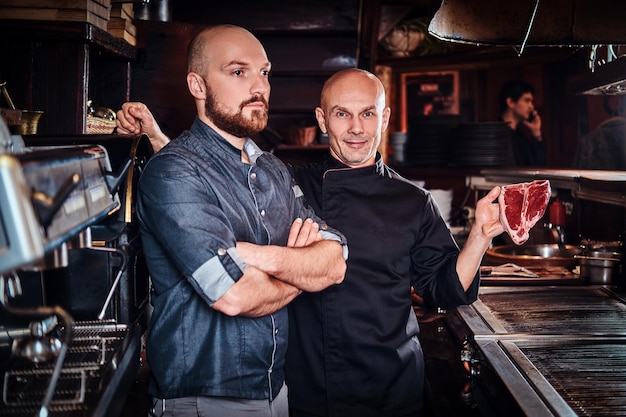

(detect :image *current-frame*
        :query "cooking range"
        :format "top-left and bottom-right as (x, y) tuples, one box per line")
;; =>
(0, 120), (152, 416)
(447, 285), (626, 417)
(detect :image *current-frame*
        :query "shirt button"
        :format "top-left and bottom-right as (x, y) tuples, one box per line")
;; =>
(275, 328), (279, 334)
(320, 222), (328, 231)
(250, 172), (257, 180)
(260, 210), (266, 217)
(217, 247), (227, 256)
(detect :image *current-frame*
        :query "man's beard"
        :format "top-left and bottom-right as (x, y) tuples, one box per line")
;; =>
(204, 84), (269, 138)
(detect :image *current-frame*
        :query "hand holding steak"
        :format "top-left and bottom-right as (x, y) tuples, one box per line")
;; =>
(498, 180), (551, 245)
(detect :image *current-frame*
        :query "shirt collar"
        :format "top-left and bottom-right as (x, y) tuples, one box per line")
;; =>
(189, 117), (264, 165)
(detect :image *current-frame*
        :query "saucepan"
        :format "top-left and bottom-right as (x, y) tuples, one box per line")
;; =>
(575, 250), (621, 285)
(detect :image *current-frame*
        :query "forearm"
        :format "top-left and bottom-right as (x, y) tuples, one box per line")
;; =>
(211, 265), (301, 317)
(456, 186), (504, 290)
(149, 131), (171, 152)
(456, 225), (492, 290)
(237, 240), (346, 292)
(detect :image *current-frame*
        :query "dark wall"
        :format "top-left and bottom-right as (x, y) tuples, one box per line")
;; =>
(128, 1), (593, 169)
(130, 20), (198, 140)
(129, 1), (360, 143)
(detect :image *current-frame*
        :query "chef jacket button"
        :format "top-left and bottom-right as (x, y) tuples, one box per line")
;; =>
(217, 247), (227, 256)
(260, 209), (266, 217)
(250, 172), (257, 180)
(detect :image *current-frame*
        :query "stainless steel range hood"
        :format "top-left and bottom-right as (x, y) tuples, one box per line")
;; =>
(428, 0), (626, 47)
(428, 0), (626, 95)
(568, 57), (626, 95)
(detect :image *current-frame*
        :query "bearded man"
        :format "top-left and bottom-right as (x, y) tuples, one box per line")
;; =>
(129, 25), (347, 417)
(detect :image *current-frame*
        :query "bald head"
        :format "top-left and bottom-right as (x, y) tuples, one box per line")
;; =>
(187, 25), (267, 77)
(320, 68), (386, 111)
(184, 24), (271, 144)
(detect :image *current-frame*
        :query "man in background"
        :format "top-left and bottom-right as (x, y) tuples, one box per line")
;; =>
(573, 95), (626, 170)
(499, 79), (546, 166)
(118, 68), (503, 417)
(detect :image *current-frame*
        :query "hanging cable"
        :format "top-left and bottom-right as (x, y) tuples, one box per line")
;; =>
(515, 0), (541, 56)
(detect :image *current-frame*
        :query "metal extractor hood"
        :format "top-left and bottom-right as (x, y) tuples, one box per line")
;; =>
(428, 0), (626, 95)
(568, 57), (626, 95)
(428, 0), (626, 47)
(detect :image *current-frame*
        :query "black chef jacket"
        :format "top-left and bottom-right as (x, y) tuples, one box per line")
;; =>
(286, 155), (479, 417)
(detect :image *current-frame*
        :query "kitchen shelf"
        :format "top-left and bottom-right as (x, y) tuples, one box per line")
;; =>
(0, 19), (135, 59)
(0, 19), (135, 135)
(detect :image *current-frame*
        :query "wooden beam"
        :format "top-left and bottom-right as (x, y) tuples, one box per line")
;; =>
(356, 0), (381, 71)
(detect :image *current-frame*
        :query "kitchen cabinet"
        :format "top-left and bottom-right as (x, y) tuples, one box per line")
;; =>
(0, 19), (135, 135)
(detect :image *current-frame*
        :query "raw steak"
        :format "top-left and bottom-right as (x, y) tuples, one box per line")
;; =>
(498, 180), (551, 245)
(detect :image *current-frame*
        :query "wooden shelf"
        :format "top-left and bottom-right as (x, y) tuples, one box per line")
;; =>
(0, 19), (136, 59)
(0, 19), (135, 135)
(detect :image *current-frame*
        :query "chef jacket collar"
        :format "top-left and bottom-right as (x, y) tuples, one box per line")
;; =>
(324, 152), (386, 178)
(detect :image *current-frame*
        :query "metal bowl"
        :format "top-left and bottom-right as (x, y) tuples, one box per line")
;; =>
(484, 244), (581, 269)
(575, 251), (621, 284)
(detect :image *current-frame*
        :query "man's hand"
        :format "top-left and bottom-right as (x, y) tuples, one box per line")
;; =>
(116, 102), (171, 152)
(474, 186), (504, 239)
(523, 110), (542, 139)
(236, 216), (345, 291)
(287, 218), (322, 248)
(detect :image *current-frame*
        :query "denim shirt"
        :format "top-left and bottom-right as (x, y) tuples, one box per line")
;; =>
(137, 118), (346, 400)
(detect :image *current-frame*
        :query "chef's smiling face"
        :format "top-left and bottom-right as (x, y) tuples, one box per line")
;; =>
(315, 70), (391, 168)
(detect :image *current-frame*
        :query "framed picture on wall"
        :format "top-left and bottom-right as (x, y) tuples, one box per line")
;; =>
(400, 71), (459, 131)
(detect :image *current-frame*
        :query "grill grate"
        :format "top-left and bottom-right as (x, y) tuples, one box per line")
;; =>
(462, 287), (626, 416)
(478, 287), (626, 335)
(519, 341), (626, 416)
(0, 321), (129, 416)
